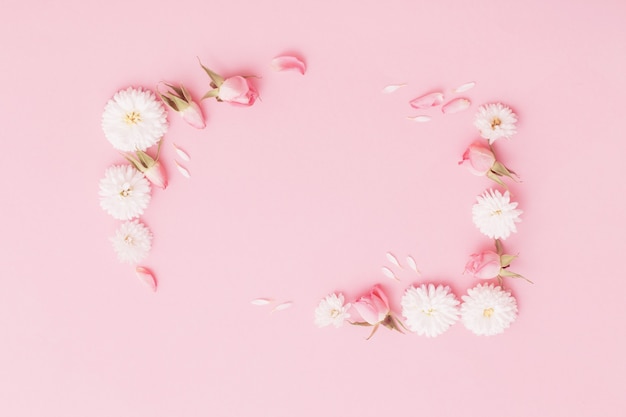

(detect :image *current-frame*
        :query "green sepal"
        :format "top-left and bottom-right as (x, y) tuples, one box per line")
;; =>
(136, 150), (156, 169)
(366, 323), (380, 340)
(202, 88), (220, 100)
(500, 254), (517, 267)
(487, 170), (507, 188)
(499, 270), (534, 284)
(121, 152), (144, 172)
(492, 161), (519, 181)
(349, 321), (372, 327)
(198, 60), (224, 87)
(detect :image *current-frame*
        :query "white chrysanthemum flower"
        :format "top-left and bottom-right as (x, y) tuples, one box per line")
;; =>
(401, 284), (459, 338)
(111, 220), (153, 264)
(472, 189), (522, 240)
(102, 87), (168, 151)
(314, 293), (351, 328)
(99, 165), (151, 220)
(474, 103), (517, 144)
(461, 283), (517, 336)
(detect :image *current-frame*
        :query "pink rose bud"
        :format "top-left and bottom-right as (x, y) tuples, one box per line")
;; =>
(143, 160), (168, 190)
(181, 101), (206, 129)
(218, 76), (258, 106)
(353, 285), (390, 325)
(464, 250), (502, 279)
(459, 141), (496, 176)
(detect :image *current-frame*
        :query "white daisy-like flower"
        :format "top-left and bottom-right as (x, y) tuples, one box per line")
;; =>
(401, 284), (460, 338)
(99, 165), (151, 220)
(472, 189), (522, 240)
(111, 220), (153, 264)
(460, 283), (517, 336)
(314, 293), (351, 328)
(474, 103), (517, 144)
(102, 87), (168, 151)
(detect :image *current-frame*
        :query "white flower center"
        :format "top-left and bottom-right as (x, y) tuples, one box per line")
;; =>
(120, 183), (133, 197)
(124, 111), (142, 125)
(483, 307), (494, 317)
(490, 117), (501, 130)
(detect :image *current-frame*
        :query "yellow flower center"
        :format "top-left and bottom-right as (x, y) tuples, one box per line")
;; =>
(124, 111), (142, 125)
(422, 308), (436, 316)
(490, 117), (501, 130)
(491, 209), (502, 216)
(120, 184), (132, 197)
(483, 307), (494, 317)
(123, 235), (134, 245)
(329, 309), (340, 318)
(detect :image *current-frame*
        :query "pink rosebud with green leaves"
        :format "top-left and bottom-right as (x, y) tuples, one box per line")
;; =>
(352, 285), (404, 339)
(459, 141), (519, 187)
(464, 250), (502, 279)
(158, 83), (206, 129)
(123, 141), (168, 190)
(199, 61), (258, 106)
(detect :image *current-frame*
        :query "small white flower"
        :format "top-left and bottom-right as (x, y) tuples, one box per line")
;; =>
(472, 189), (522, 240)
(474, 103), (517, 144)
(111, 220), (153, 264)
(102, 87), (168, 151)
(99, 165), (151, 220)
(461, 283), (517, 336)
(401, 284), (459, 338)
(314, 293), (351, 328)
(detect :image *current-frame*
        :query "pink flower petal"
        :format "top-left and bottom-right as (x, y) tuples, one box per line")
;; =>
(271, 55), (306, 74)
(181, 101), (206, 129)
(442, 97), (471, 114)
(409, 92), (444, 109)
(135, 266), (157, 292)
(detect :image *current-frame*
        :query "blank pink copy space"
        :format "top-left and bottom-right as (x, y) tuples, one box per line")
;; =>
(1, 1), (625, 416)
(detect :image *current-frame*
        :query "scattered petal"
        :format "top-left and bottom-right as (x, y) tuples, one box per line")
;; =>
(406, 256), (421, 275)
(173, 143), (190, 161)
(135, 266), (157, 292)
(386, 252), (401, 268)
(271, 55), (306, 74)
(272, 301), (293, 312)
(382, 83), (407, 94)
(251, 298), (272, 306)
(453, 81), (476, 93)
(381, 266), (399, 281)
(409, 92), (444, 109)
(175, 160), (191, 178)
(406, 115), (431, 122)
(442, 97), (471, 114)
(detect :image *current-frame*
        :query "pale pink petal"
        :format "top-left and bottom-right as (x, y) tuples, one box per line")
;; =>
(135, 266), (157, 292)
(386, 252), (401, 268)
(406, 256), (421, 275)
(381, 266), (399, 281)
(143, 161), (168, 190)
(181, 101), (206, 129)
(409, 92), (444, 109)
(353, 300), (380, 325)
(453, 81), (476, 93)
(218, 76), (250, 102)
(406, 115), (431, 122)
(382, 83), (406, 94)
(251, 298), (272, 306)
(175, 160), (191, 178)
(271, 55), (306, 74)
(442, 98), (471, 114)
(173, 143), (190, 161)
(272, 301), (293, 312)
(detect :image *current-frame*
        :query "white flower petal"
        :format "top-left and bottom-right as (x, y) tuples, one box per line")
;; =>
(102, 87), (168, 151)
(251, 298), (272, 306)
(111, 220), (152, 264)
(386, 252), (401, 268)
(382, 83), (407, 93)
(314, 293), (351, 328)
(474, 103), (517, 144)
(472, 189), (522, 240)
(272, 301), (293, 312)
(173, 143), (191, 161)
(99, 165), (151, 220)
(401, 284), (459, 337)
(406, 256), (420, 275)
(381, 266), (398, 281)
(461, 283), (517, 336)
(175, 160), (191, 178)
(453, 81), (476, 93)
(407, 115), (431, 122)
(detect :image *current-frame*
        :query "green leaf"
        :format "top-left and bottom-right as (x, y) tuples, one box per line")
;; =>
(136, 150), (155, 168)
(349, 321), (372, 327)
(366, 323), (380, 340)
(121, 152), (143, 171)
(500, 254), (517, 267)
(198, 59), (224, 87)
(492, 161), (520, 181)
(180, 84), (193, 103)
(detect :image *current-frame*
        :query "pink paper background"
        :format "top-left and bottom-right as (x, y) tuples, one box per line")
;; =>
(1, 1), (625, 416)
